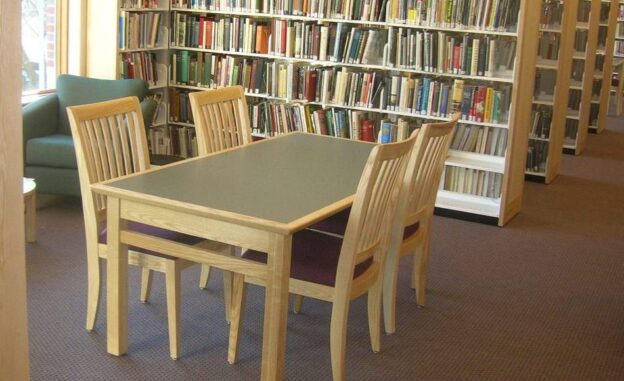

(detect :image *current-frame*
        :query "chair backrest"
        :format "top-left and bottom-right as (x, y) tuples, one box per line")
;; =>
(336, 131), (418, 291)
(67, 96), (151, 235)
(188, 86), (252, 155)
(57, 74), (150, 135)
(401, 113), (459, 228)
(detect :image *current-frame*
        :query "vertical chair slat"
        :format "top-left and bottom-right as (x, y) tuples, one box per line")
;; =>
(117, 113), (133, 175)
(110, 114), (125, 178)
(188, 86), (252, 157)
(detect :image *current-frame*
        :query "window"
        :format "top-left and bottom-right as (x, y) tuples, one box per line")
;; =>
(21, 0), (66, 95)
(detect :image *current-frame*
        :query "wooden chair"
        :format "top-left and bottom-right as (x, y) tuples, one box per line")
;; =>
(67, 96), (229, 359)
(188, 85), (252, 156)
(305, 114), (458, 333)
(381, 113), (458, 333)
(189, 85), (252, 317)
(227, 132), (417, 381)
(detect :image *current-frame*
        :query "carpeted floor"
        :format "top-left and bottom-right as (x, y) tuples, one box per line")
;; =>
(26, 115), (624, 380)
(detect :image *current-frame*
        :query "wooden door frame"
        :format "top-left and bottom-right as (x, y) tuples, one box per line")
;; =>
(0, 1), (31, 380)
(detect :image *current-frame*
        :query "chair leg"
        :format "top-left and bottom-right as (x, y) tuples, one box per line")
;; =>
(330, 297), (351, 381)
(413, 234), (431, 307)
(85, 250), (101, 332)
(222, 245), (237, 323)
(367, 277), (383, 353)
(227, 273), (247, 364)
(223, 270), (232, 323)
(293, 294), (304, 314)
(382, 250), (401, 335)
(140, 268), (153, 303)
(165, 260), (181, 360)
(199, 264), (211, 289)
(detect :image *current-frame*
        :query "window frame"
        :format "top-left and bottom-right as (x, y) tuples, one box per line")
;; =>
(21, 0), (69, 98)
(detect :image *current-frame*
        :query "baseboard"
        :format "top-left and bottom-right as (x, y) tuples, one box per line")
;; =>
(434, 207), (499, 226)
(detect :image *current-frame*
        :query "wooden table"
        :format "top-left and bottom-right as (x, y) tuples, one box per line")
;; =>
(91, 133), (374, 380)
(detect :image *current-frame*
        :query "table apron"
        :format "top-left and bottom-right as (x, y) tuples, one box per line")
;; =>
(119, 198), (273, 252)
(121, 230), (268, 279)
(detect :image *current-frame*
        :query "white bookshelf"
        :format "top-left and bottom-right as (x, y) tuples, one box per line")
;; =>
(563, 0), (602, 155)
(525, 0), (577, 184)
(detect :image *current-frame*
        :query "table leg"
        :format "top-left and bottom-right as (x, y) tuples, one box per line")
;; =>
(25, 191), (36, 243)
(260, 233), (292, 381)
(106, 197), (129, 356)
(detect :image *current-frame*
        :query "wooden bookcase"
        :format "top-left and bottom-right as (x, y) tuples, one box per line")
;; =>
(116, 0), (172, 155)
(525, 0), (577, 184)
(563, 0), (601, 155)
(615, 0), (624, 58)
(589, 0), (618, 134)
(107, 1), (541, 226)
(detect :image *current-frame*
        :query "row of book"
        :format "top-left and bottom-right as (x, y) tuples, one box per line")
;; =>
(149, 125), (199, 157)
(573, 30), (588, 54)
(563, 119), (578, 145)
(169, 87), (194, 123)
(615, 40), (624, 56)
(533, 70), (555, 102)
(529, 106), (551, 140)
(450, 124), (507, 157)
(387, 29), (516, 77)
(540, 0), (563, 29)
(537, 32), (560, 61)
(526, 140), (548, 173)
(119, 52), (163, 85)
(123, 0), (163, 8)
(443, 166), (503, 199)
(171, 14), (517, 81)
(386, 0), (521, 31)
(248, 102), (419, 142)
(171, 0), (521, 30)
(170, 52), (513, 124)
(567, 89), (581, 112)
(119, 11), (165, 50)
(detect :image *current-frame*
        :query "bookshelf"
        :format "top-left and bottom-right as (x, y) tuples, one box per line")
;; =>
(588, 0), (618, 134)
(563, 0), (601, 155)
(109, 1), (541, 226)
(525, 0), (577, 184)
(117, 0), (172, 156)
(614, 0), (624, 57)
(169, 0), (541, 225)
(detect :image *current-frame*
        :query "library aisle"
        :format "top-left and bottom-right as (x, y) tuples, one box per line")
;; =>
(25, 116), (624, 379)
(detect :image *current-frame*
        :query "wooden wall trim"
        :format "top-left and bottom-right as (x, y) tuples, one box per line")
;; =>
(0, 1), (31, 380)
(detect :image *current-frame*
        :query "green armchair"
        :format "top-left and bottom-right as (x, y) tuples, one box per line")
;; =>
(22, 75), (157, 196)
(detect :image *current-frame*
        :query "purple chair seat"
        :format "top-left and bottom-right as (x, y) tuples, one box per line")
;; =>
(243, 229), (372, 287)
(99, 221), (203, 259)
(309, 207), (421, 240)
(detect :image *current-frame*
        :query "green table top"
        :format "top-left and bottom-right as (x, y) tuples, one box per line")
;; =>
(103, 133), (375, 228)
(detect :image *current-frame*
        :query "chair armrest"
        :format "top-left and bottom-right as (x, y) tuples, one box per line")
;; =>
(140, 98), (157, 129)
(23, 94), (59, 142)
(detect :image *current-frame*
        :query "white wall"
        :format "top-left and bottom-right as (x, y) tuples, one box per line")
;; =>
(85, 0), (117, 79)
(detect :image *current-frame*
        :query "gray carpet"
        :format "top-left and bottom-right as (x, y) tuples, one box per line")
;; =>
(26, 115), (624, 380)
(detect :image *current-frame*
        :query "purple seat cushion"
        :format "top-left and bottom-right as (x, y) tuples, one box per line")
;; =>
(309, 207), (420, 240)
(243, 229), (372, 287)
(99, 221), (203, 258)
(308, 208), (351, 236)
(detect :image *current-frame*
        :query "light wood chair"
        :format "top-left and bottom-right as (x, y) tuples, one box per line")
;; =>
(67, 96), (229, 359)
(188, 85), (252, 156)
(189, 85), (252, 317)
(303, 114), (458, 333)
(227, 132), (417, 381)
(381, 113), (459, 333)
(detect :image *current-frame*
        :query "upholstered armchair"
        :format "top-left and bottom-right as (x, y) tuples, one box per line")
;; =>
(22, 75), (156, 196)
